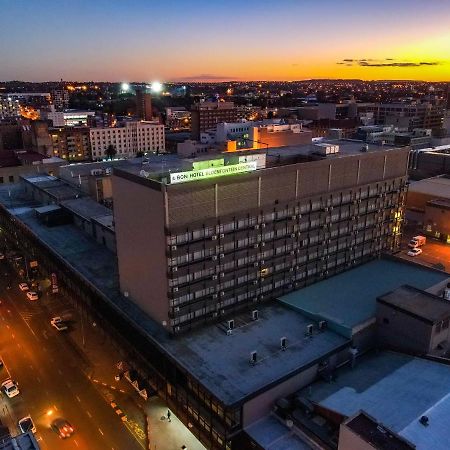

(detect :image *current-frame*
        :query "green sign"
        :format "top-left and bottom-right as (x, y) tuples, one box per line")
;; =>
(169, 162), (257, 184)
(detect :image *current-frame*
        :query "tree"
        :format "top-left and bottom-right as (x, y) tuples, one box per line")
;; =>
(105, 144), (117, 160)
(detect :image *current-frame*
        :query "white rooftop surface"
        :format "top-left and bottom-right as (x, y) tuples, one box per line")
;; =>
(302, 351), (450, 450)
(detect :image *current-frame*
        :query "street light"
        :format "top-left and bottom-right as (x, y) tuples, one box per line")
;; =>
(121, 82), (130, 92)
(151, 81), (163, 93)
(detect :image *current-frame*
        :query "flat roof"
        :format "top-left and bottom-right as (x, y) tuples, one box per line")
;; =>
(299, 351), (450, 450)
(408, 176), (450, 199)
(164, 303), (348, 406)
(61, 198), (113, 222)
(0, 184), (347, 407)
(278, 259), (448, 337)
(245, 415), (312, 450)
(378, 285), (450, 324)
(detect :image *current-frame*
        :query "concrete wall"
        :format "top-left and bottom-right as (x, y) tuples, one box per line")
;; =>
(242, 364), (318, 427)
(338, 423), (376, 450)
(376, 302), (432, 353)
(113, 174), (169, 326)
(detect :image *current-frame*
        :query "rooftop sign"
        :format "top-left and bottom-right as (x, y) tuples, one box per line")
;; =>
(170, 161), (257, 184)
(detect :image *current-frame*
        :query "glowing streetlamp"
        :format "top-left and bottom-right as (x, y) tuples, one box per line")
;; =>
(150, 81), (163, 93)
(121, 82), (130, 92)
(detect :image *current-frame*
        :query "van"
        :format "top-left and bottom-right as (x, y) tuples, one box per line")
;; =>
(408, 235), (426, 248)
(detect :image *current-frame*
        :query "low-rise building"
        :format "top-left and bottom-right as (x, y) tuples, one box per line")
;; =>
(90, 121), (165, 159)
(41, 106), (95, 127)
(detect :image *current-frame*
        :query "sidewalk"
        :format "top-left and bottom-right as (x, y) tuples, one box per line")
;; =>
(47, 296), (205, 450)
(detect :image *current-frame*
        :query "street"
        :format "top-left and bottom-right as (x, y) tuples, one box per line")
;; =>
(397, 227), (450, 272)
(0, 262), (143, 450)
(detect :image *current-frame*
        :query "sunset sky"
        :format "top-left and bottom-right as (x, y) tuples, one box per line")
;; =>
(1, 0), (449, 82)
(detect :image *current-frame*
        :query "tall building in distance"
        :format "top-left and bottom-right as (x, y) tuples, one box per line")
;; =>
(135, 88), (153, 121)
(51, 88), (70, 110)
(113, 140), (408, 334)
(191, 101), (238, 140)
(90, 121), (165, 159)
(0, 95), (20, 119)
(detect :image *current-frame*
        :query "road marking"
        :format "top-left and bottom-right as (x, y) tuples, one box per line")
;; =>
(98, 428), (104, 436)
(74, 439), (79, 447)
(11, 333), (15, 339)
(87, 411), (92, 418)
(76, 395), (81, 403)
(5, 325), (9, 329)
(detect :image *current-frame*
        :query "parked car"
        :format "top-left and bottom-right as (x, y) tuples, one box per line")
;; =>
(50, 317), (68, 331)
(51, 418), (74, 438)
(407, 247), (423, 257)
(18, 283), (29, 292)
(1, 379), (19, 398)
(18, 416), (36, 434)
(26, 291), (39, 301)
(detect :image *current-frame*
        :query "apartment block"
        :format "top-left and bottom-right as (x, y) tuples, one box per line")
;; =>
(50, 126), (91, 161)
(90, 121), (165, 159)
(191, 101), (237, 140)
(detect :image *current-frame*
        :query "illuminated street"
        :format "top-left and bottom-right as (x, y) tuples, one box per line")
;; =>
(0, 267), (143, 450)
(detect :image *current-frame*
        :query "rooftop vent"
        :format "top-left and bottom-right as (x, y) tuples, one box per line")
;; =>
(280, 337), (287, 351)
(250, 351), (257, 365)
(419, 416), (429, 426)
(227, 319), (234, 331)
(252, 310), (259, 321)
(305, 324), (313, 336)
(318, 320), (327, 331)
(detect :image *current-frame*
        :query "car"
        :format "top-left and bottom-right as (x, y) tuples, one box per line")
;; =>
(0, 253), (5, 260)
(407, 247), (423, 257)
(51, 418), (74, 438)
(1, 379), (19, 398)
(18, 416), (36, 434)
(26, 291), (39, 301)
(18, 283), (29, 292)
(50, 317), (68, 331)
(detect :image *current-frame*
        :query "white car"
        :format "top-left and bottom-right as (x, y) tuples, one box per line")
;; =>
(407, 248), (423, 257)
(18, 416), (36, 434)
(51, 317), (68, 331)
(1, 379), (19, 398)
(19, 283), (29, 292)
(26, 291), (39, 301)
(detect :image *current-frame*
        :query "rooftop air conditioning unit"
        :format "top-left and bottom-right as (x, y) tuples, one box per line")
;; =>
(212, 275), (218, 280)
(212, 255), (218, 261)
(318, 320), (327, 331)
(212, 235), (218, 240)
(252, 310), (259, 321)
(173, 287), (179, 292)
(306, 324), (313, 336)
(220, 233), (225, 238)
(280, 337), (287, 350)
(227, 319), (234, 330)
(219, 253), (225, 258)
(261, 223), (266, 228)
(172, 266), (178, 272)
(174, 307), (180, 312)
(250, 351), (257, 365)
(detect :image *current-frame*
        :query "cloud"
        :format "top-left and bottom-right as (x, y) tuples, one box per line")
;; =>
(171, 73), (238, 82)
(336, 58), (441, 68)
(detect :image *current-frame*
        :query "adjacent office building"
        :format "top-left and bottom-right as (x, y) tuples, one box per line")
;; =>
(90, 121), (165, 159)
(41, 105), (96, 127)
(113, 140), (409, 334)
(191, 101), (238, 140)
(135, 89), (153, 121)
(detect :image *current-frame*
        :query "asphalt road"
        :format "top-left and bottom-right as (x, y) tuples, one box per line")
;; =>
(398, 228), (450, 272)
(0, 263), (143, 450)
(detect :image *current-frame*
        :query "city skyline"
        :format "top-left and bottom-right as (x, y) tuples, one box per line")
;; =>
(1, 0), (449, 82)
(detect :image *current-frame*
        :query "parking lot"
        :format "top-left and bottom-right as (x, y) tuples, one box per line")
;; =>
(397, 225), (450, 273)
